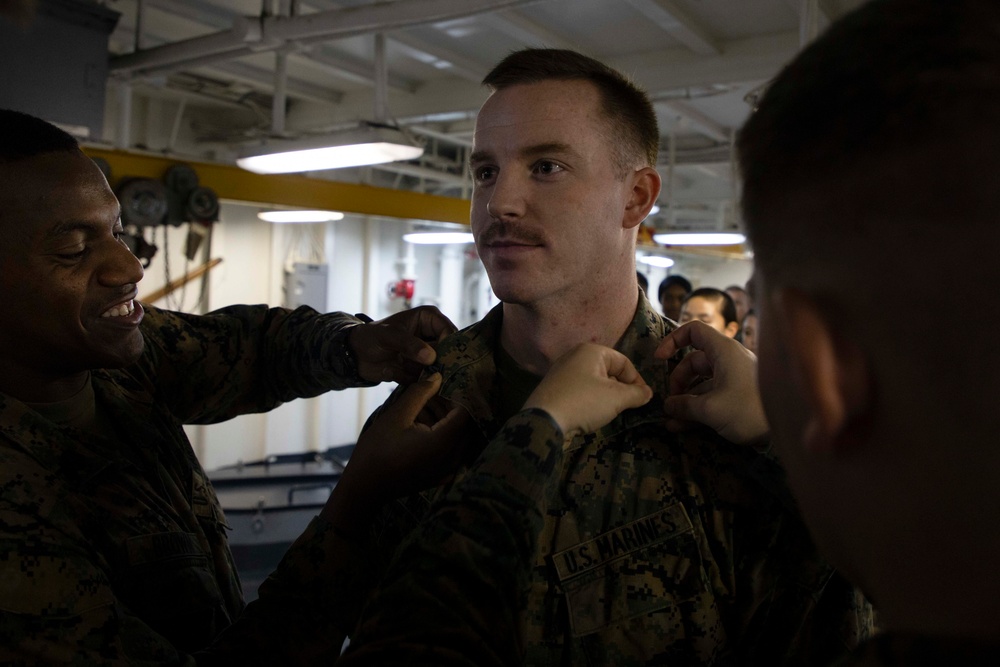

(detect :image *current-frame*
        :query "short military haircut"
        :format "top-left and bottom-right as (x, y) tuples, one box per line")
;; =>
(684, 287), (738, 326)
(482, 48), (659, 175)
(0, 109), (79, 163)
(738, 0), (1000, 285)
(657, 275), (693, 301)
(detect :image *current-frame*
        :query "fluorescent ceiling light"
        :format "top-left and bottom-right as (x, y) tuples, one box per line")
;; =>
(403, 231), (475, 245)
(653, 232), (746, 246)
(638, 255), (675, 268)
(237, 124), (424, 174)
(257, 210), (345, 223)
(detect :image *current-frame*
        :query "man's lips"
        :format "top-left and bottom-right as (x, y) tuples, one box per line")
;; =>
(486, 240), (541, 248)
(97, 295), (144, 326)
(101, 298), (136, 318)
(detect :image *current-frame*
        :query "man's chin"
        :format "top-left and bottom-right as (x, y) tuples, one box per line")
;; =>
(100, 334), (145, 369)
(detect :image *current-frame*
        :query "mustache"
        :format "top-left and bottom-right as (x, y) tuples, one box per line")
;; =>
(478, 224), (545, 247)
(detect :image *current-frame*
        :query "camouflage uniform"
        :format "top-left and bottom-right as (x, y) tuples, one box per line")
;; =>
(332, 295), (872, 665)
(341, 407), (568, 666)
(0, 303), (370, 665)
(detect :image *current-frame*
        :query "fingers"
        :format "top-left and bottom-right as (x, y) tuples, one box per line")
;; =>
(654, 321), (719, 360)
(428, 405), (473, 437)
(663, 393), (706, 424)
(385, 373), (444, 426)
(370, 325), (436, 366)
(602, 347), (646, 387)
(668, 350), (716, 395)
(414, 305), (458, 342)
(615, 378), (656, 411)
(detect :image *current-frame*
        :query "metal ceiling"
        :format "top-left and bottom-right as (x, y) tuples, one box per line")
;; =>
(98, 0), (866, 231)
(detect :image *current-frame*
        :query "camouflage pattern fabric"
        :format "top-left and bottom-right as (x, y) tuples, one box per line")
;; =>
(832, 632), (1000, 666)
(0, 303), (368, 665)
(340, 294), (872, 666)
(341, 408), (567, 666)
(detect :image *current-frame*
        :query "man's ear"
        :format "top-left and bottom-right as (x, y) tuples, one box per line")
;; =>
(774, 288), (871, 456)
(723, 321), (740, 338)
(622, 167), (661, 230)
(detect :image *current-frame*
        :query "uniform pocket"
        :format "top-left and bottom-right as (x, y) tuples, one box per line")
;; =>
(119, 531), (227, 651)
(551, 502), (710, 637)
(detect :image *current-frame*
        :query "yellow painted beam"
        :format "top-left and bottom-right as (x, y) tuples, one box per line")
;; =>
(83, 147), (471, 226)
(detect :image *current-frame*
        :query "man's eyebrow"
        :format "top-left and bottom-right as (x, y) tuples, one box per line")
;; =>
(45, 208), (123, 240)
(469, 142), (578, 168)
(469, 150), (492, 167)
(519, 142), (576, 160)
(46, 221), (97, 239)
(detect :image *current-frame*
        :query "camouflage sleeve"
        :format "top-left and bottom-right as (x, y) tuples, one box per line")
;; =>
(196, 516), (377, 665)
(339, 408), (565, 666)
(0, 508), (198, 666)
(136, 304), (372, 424)
(199, 408), (563, 667)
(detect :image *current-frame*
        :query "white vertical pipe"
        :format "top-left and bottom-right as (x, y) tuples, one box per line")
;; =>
(799, 0), (820, 47)
(117, 84), (132, 150)
(373, 33), (388, 123)
(439, 244), (464, 325)
(272, 0), (292, 135)
(272, 51), (288, 135)
(357, 217), (382, 432)
(168, 98), (187, 151)
(134, 0), (144, 52)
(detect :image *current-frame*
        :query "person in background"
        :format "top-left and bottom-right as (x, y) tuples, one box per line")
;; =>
(725, 284), (752, 325)
(679, 287), (740, 338)
(741, 309), (758, 354)
(661, 0), (1000, 662)
(0, 108), (457, 664)
(657, 273), (692, 321)
(290, 48), (870, 666)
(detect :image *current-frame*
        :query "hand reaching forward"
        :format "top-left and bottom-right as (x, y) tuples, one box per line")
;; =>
(348, 306), (457, 384)
(654, 321), (769, 445)
(523, 343), (653, 440)
(322, 373), (473, 534)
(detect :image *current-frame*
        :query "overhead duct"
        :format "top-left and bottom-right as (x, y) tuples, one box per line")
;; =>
(110, 0), (546, 81)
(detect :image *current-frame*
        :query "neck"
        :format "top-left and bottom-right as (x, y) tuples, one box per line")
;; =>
(0, 360), (91, 403)
(500, 280), (639, 375)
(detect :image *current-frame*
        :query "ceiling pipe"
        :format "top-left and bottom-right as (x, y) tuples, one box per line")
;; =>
(373, 33), (388, 124)
(110, 0), (545, 81)
(408, 125), (474, 148)
(271, 0), (292, 135)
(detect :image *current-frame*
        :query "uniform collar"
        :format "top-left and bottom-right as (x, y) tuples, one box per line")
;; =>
(434, 293), (674, 445)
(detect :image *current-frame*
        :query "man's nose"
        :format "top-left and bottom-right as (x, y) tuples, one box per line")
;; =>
(486, 171), (527, 220)
(97, 237), (144, 287)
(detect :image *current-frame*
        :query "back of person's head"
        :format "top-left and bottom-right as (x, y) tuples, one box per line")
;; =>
(739, 0), (1000, 401)
(739, 0), (1000, 301)
(483, 49), (659, 174)
(738, 0), (1000, 617)
(657, 275), (693, 302)
(0, 109), (80, 163)
(683, 287), (738, 327)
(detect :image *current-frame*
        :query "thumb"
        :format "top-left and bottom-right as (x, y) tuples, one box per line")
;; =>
(663, 393), (705, 423)
(385, 328), (437, 366)
(617, 381), (654, 411)
(388, 373), (444, 425)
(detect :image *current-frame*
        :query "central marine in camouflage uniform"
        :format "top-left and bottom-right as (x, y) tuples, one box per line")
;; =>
(332, 49), (873, 665)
